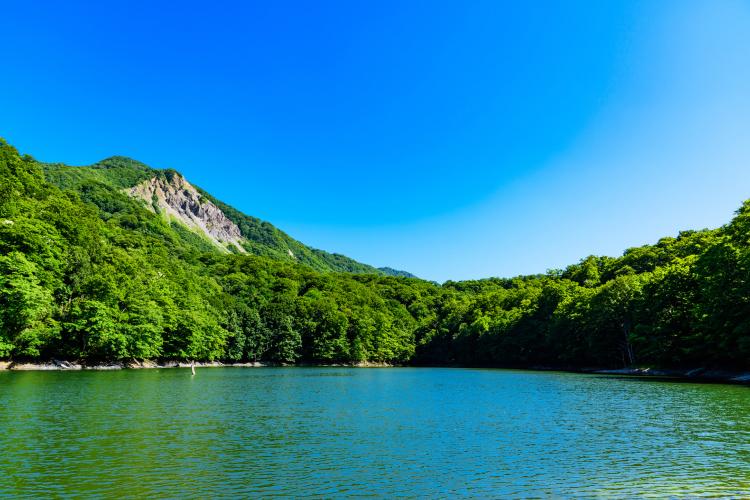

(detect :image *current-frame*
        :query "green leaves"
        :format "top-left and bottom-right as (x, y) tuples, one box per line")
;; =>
(0, 252), (59, 358)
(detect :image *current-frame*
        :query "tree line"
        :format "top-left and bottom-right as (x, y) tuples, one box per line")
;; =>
(2, 138), (750, 369)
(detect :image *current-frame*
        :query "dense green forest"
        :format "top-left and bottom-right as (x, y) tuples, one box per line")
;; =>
(2, 138), (750, 369)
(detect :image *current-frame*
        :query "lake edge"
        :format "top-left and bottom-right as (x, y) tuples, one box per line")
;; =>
(3, 360), (750, 385)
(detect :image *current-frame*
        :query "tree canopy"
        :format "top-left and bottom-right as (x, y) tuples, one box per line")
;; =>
(2, 137), (749, 370)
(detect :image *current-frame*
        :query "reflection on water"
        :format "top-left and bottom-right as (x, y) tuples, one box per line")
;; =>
(1, 367), (749, 497)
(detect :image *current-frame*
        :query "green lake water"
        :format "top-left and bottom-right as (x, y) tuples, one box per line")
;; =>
(1, 367), (749, 498)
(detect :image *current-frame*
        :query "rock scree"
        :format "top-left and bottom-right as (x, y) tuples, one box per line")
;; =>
(128, 173), (247, 253)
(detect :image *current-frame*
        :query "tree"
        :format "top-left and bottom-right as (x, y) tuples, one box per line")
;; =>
(0, 252), (59, 358)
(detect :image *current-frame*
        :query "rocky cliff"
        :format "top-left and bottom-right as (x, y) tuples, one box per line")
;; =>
(128, 173), (247, 253)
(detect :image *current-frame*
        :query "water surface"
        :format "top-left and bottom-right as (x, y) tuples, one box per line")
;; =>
(1, 367), (749, 497)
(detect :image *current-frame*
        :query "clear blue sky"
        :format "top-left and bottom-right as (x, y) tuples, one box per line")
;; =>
(2, 0), (749, 282)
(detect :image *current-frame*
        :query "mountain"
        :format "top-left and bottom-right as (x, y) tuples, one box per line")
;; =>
(0, 139), (428, 364)
(42, 156), (414, 276)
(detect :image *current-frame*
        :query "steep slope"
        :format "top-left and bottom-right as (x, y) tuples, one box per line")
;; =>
(127, 172), (246, 253)
(192, 184), (383, 273)
(41, 156), (413, 275)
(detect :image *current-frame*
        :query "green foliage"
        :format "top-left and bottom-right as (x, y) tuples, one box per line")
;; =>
(0, 252), (58, 357)
(2, 137), (750, 370)
(378, 267), (417, 278)
(193, 185), (384, 274)
(42, 156), (155, 191)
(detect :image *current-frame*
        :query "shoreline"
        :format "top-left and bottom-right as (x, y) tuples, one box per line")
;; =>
(1, 360), (749, 384)
(0, 360), (395, 371)
(531, 365), (750, 385)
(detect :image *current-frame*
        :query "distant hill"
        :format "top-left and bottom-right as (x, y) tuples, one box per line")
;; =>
(378, 267), (417, 278)
(42, 156), (412, 276)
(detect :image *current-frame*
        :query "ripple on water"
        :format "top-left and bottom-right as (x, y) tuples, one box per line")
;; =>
(0, 367), (749, 498)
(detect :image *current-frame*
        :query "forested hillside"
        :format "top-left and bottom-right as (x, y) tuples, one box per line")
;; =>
(42, 156), (393, 274)
(2, 138), (750, 369)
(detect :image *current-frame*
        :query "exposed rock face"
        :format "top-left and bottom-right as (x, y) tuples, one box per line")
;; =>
(128, 174), (246, 253)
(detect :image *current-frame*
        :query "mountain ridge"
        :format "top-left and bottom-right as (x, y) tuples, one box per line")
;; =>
(41, 156), (414, 276)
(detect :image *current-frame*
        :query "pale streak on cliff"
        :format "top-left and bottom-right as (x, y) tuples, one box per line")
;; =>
(127, 174), (247, 253)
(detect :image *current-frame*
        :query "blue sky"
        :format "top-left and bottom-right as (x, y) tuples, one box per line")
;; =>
(2, 1), (749, 282)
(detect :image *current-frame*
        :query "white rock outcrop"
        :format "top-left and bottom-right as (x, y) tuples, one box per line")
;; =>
(128, 174), (246, 253)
